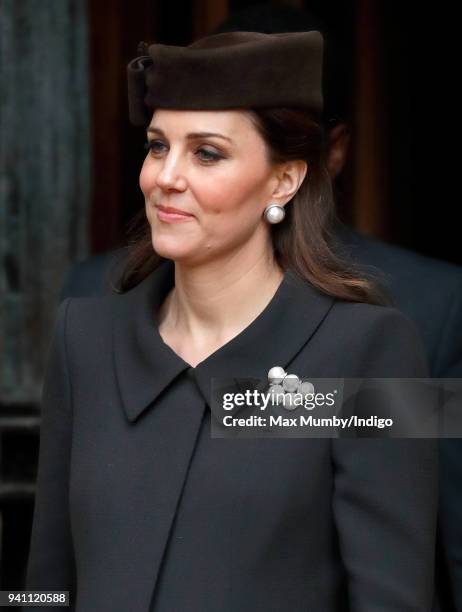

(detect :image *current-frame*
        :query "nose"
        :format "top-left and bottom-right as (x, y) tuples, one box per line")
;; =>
(154, 149), (188, 192)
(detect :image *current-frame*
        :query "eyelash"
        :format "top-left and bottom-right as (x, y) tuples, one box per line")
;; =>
(144, 139), (223, 163)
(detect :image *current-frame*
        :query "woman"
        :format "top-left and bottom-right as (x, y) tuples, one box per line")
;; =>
(26, 31), (437, 611)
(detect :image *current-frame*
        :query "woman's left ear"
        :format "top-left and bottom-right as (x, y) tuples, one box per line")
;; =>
(272, 160), (308, 205)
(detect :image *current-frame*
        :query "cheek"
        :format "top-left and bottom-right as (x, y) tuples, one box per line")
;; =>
(197, 173), (269, 250)
(139, 161), (156, 227)
(139, 158), (155, 196)
(202, 166), (269, 219)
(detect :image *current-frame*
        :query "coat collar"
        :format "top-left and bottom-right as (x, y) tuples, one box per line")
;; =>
(112, 259), (336, 423)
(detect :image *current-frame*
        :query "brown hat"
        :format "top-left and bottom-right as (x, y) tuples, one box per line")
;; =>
(127, 30), (323, 127)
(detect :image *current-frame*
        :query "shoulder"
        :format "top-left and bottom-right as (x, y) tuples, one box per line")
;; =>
(328, 298), (425, 347)
(329, 297), (417, 331)
(55, 291), (128, 366)
(60, 248), (127, 299)
(60, 292), (120, 327)
(57, 262), (155, 344)
(323, 300), (429, 377)
(286, 267), (429, 376)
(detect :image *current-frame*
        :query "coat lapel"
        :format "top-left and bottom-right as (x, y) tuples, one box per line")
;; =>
(112, 259), (191, 423)
(112, 259), (337, 419)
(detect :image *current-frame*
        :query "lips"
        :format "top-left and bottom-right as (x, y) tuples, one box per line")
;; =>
(155, 203), (195, 224)
(156, 204), (194, 217)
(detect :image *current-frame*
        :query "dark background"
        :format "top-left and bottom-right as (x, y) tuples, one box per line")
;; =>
(1, 0), (459, 592)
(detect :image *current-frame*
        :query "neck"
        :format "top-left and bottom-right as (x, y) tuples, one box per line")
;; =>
(159, 245), (284, 346)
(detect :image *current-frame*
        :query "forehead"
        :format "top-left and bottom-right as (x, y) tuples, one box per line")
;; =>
(148, 108), (257, 138)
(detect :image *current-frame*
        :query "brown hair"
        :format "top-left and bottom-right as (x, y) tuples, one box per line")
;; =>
(115, 107), (388, 305)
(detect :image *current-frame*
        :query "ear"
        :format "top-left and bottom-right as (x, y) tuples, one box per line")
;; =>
(270, 159), (308, 206)
(326, 123), (350, 179)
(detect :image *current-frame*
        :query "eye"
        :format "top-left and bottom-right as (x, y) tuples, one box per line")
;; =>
(144, 139), (165, 155)
(196, 147), (223, 162)
(144, 140), (223, 163)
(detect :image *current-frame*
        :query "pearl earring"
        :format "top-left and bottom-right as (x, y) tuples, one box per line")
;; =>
(264, 204), (285, 224)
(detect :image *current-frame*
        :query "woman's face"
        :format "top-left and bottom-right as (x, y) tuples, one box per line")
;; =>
(139, 109), (283, 266)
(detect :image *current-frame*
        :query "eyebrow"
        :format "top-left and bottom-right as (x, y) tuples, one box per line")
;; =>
(146, 126), (234, 143)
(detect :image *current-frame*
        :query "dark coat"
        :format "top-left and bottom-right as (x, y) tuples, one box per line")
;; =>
(337, 227), (462, 612)
(26, 258), (437, 611)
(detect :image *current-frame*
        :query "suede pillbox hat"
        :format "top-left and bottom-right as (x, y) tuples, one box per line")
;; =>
(127, 30), (323, 127)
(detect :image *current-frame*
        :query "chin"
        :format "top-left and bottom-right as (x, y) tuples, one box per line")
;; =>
(151, 234), (196, 262)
